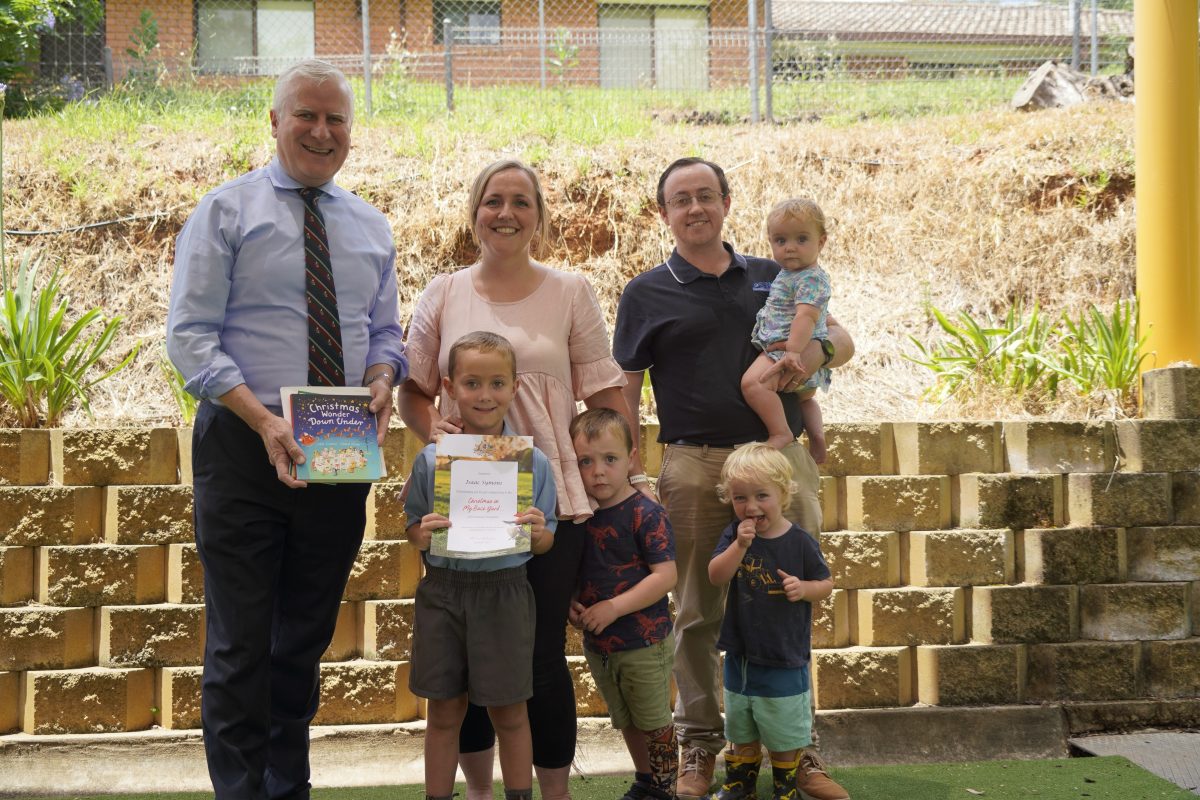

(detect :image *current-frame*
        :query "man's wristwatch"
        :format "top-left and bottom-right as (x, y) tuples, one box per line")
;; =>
(817, 338), (835, 367)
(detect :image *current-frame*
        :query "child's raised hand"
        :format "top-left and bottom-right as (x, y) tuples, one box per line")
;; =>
(513, 506), (546, 536)
(736, 519), (757, 549)
(410, 513), (450, 551)
(579, 599), (620, 635)
(568, 599), (587, 629)
(777, 569), (806, 602)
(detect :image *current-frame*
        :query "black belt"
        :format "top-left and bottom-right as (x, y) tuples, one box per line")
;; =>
(669, 439), (740, 448)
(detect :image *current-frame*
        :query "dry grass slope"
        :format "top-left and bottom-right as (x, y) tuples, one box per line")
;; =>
(3, 101), (1133, 425)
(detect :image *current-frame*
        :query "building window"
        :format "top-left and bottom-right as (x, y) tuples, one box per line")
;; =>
(196, 0), (314, 74)
(433, 0), (501, 45)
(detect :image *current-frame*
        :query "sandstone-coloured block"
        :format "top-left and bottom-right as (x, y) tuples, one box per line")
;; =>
(916, 644), (1025, 706)
(22, 667), (155, 733)
(1115, 420), (1200, 473)
(819, 476), (839, 531)
(957, 473), (1061, 530)
(820, 424), (895, 477)
(0, 606), (93, 670)
(1080, 582), (1190, 641)
(166, 543), (204, 603)
(569, 654), (608, 716)
(381, 426), (426, 486)
(1126, 527), (1200, 581)
(0, 486), (102, 546)
(344, 540), (419, 601)
(53, 428), (179, 486)
(1145, 638), (1200, 698)
(0, 670), (18, 733)
(857, 587), (964, 646)
(972, 585), (1077, 644)
(158, 665), (203, 729)
(98, 604), (204, 667)
(362, 599), (414, 661)
(1003, 421), (1115, 474)
(1142, 366), (1200, 420)
(103, 485), (194, 545)
(1026, 641), (1140, 701)
(1021, 527), (1123, 585)
(1194, 581), (1200, 637)
(812, 589), (849, 650)
(1067, 472), (1172, 528)
(36, 545), (165, 606)
(176, 428), (193, 486)
(639, 424), (664, 481)
(322, 601), (360, 662)
(845, 476), (950, 532)
(0, 546), (34, 605)
(820, 531), (899, 589)
(0, 429), (51, 485)
(909, 529), (1014, 587)
(893, 422), (1001, 476)
(812, 646), (912, 709)
(1174, 474), (1200, 525)
(566, 620), (583, 657)
(371, 481), (410, 541)
(313, 660), (418, 724)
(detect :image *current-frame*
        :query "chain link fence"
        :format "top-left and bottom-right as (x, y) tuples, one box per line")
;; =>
(12, 0), (1133, 119)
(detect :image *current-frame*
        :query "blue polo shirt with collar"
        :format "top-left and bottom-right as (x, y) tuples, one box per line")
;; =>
(613, 243), (804, 446)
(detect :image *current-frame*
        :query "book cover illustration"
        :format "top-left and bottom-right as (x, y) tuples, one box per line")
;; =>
(431, 433), (535, 559)
(280, 387), (386, 483)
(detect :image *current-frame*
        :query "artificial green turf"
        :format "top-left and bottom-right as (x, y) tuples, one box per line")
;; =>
(7, 756), (1193, 800)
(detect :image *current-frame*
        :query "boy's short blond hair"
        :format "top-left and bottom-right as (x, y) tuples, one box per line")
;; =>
(716, 443), (797, 504)
(447, 331), (517, 379)
(569, 407), (633, 454)
(767, 197), (827, 238)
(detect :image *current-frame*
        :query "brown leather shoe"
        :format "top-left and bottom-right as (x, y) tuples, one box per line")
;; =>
(796, 750), (849, 800)
(676, 746), (716, 799)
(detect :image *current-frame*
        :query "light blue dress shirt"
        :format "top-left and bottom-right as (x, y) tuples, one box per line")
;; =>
(166, 158), (406, 412)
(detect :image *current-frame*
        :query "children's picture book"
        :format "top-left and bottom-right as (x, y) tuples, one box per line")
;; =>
(431, 433), (535, 559)
(280, 387), (386, 483)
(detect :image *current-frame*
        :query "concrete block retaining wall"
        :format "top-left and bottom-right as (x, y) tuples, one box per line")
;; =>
(1, 366), (1198, 740)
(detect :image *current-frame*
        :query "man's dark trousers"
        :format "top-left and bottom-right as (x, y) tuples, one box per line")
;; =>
(192, 402), (369, 800)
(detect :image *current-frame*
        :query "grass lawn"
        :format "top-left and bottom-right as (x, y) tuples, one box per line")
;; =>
(8, 756), (1193, 800)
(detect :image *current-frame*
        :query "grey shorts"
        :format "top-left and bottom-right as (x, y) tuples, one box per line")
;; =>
(409, 564), (535, 706)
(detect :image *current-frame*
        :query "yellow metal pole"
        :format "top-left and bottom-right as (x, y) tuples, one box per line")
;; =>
(1136, 0), (1200, 370)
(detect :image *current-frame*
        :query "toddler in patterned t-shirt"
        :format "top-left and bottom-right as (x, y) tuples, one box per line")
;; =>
(567, 408), (679, 800)
(741, 198), (833, 461)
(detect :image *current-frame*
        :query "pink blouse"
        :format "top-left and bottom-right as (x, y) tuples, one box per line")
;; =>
(405, 267), (628, 522)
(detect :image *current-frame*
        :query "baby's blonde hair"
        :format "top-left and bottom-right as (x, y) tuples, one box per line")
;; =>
(766, 197), (827, 238)
(716, 443), (797, 505)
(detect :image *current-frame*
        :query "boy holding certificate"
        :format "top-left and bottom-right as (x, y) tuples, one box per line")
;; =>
(568, 408), (679, 800)
(405, 331), (557, 800)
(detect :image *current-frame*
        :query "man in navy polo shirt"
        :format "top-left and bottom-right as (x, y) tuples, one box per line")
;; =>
(613, 158), (855, 800)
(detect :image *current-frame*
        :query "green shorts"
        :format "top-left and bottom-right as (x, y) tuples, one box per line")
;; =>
(723, 686), (813, 752)
(584, 633), (674, 731)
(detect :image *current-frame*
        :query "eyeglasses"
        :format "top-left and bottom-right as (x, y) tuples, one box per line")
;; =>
(664, 190), (725, 210)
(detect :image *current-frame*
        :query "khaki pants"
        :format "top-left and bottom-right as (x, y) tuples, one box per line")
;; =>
(659, 441), (821, 755)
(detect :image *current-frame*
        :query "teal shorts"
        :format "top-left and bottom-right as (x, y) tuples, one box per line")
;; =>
(723, 659), (813, 752)
(585, 633), (674, 731)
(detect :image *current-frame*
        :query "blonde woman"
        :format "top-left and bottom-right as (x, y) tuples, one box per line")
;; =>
(400, 160), (648, 800)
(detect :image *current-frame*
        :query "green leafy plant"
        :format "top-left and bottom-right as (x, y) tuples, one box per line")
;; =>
(159, 344), (197, 425)
(1036, 299), (1147, 407)
(123, 9), (165, 89)
(0, 251), (140, 427)
(0, 0), (103, 88)
(548, 28), (579, 86)
(905, 301), (1055, 402)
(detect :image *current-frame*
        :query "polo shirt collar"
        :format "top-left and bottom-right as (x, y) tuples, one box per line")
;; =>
(665, 242), (747, 284)
(267, 157), (347, 201)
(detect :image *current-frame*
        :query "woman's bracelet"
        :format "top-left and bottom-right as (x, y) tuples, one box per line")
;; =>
(364, 371), (394, 387)
(628, 474), (650, 486)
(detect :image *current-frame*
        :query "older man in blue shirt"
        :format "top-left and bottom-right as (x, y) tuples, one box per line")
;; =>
(166, 59), (405, 800)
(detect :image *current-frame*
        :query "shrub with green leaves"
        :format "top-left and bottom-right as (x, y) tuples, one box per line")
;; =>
(1036, 299), (1147, 408)
(159, 344), (197, 425)
(0, 251), (139, 427)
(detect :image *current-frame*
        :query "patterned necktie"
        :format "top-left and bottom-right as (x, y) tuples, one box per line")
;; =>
(299, 188), (345, 387)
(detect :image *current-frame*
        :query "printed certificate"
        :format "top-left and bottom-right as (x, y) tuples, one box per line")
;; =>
(431, 434), (535, 559)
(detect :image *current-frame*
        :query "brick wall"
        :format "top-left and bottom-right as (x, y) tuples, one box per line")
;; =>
(2, 366), (1199, 736)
